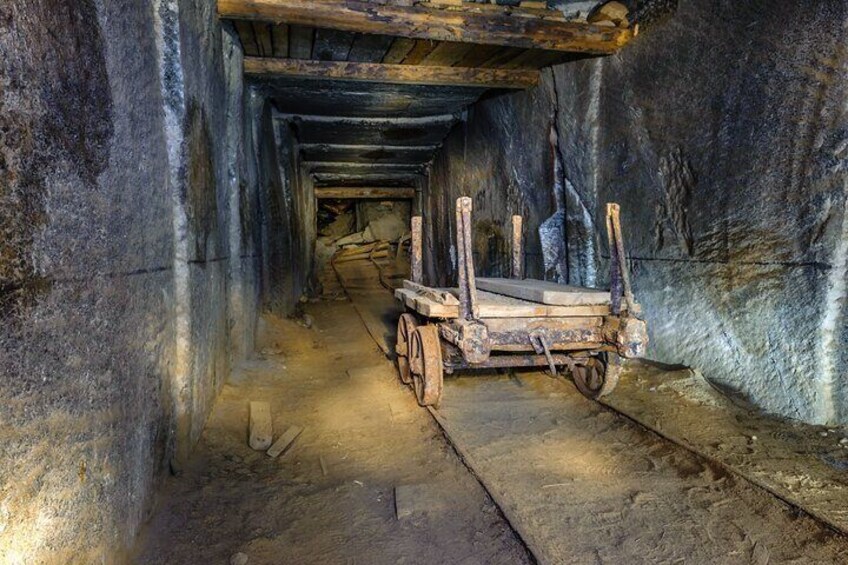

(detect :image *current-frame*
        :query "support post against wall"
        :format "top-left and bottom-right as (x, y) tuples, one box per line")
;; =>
(456, 197), (479, 320)
(511, 214), (523, 280)
(411, 215), (423, 284)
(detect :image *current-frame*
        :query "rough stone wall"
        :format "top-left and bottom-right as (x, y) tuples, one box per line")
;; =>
(425, 87), (556, 286)
(427, 1), (848, 425)
(0, 1), (269, 561)
(252, 100), (309, 315)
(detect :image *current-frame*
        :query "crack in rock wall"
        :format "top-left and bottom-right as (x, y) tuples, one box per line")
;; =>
(426, 1), (848, 425)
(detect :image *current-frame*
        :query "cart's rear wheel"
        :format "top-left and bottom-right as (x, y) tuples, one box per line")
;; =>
(572, 353), (621, 399)
(396, 313), (418, 385)
(409, 325), (443, 407)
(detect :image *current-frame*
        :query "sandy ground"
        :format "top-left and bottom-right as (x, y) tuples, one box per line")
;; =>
(134, 300), (530, 564)
(434, 372), (848, 564)
(603, 363), (848, 534)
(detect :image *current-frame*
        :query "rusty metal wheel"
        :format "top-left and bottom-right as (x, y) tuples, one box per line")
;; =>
(395, 313), (418, 385)
(409, 325), (443, 407)
(572, 353), (621, 399)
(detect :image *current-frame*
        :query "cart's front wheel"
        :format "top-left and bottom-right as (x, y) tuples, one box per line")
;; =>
(409, 325), (443, 407)
(396, 314), (418, 385)
(572, 353), (621, 399)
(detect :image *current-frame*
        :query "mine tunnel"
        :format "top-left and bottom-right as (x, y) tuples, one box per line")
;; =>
(3, 1), (848, 563)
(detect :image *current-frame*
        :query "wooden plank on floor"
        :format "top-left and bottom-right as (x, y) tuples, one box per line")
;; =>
(267, 425), (303, 458)
(218, 0), (634, 54)
(249, 401), (273, 450)
(244, 58), (540, 89)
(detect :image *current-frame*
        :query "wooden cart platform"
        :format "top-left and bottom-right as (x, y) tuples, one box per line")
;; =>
(395, 197), (648, 408)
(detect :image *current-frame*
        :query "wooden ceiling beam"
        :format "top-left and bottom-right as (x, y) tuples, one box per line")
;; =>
(245, 57), (539, 89)
(315, 186), (416, 199)
(219, 0), (633, 54)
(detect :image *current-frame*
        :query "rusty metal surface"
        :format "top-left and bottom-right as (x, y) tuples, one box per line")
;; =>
(444, 352), (577, 371)
(410, 325), (444, 406)
(616, 316), (648, 358)
(396, 313), (418, 384)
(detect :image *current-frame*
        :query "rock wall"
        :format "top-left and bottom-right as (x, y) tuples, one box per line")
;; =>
(252, 101), (314, 315)
(426, 1), (848, 425)
(0, 1), (288, 561)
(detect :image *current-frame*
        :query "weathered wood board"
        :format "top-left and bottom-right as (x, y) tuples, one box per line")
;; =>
(476, 278), (610, 306)
(267, 425), (303, 458)
(395, 286), (610, 318)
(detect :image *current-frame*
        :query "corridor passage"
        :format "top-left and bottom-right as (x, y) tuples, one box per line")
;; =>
(137, 259), (848, 564)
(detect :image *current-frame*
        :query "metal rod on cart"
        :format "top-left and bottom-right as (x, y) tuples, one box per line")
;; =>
(456, 197), (479, 320)
(511, 215), (523, 280)
(411, 215), (423, 284)
(447, 353), (575, 371)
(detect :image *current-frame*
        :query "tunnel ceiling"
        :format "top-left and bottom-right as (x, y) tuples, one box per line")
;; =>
(220, 0), (635, 192)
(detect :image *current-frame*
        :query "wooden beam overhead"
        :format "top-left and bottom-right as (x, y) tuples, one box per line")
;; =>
(245, 57), (539, 89)
(315, 186), (416, 199)
(219, 0), (634, 54)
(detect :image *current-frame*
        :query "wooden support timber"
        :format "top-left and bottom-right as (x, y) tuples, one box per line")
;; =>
(219, 0), (634, 54)
(411, 216), (423, 284)
(314, 187), (415, 199)
(244, 57), (539, 89)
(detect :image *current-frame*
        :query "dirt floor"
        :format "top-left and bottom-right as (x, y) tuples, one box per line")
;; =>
(137, 257), (848, 564)
(134, 297), (531, 564)
(332, 258), (848, 564)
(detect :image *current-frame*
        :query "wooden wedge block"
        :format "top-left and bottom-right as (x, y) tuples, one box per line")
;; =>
(249, 401), (273, 450)
(267, 425), (303, 458)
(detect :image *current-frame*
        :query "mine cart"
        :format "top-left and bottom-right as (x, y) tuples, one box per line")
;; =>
(394, 197), (648, 407)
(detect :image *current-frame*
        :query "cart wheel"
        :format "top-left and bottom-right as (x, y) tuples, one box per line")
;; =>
(396, 314), (418, 385)
(409, 325), (443, 407)
(572, 353), (621, 399)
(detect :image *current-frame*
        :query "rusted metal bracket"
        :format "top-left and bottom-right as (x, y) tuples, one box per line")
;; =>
(440, 319), (491, 364)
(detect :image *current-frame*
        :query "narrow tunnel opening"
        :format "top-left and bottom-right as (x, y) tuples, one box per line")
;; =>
(3, 1), (848, 563)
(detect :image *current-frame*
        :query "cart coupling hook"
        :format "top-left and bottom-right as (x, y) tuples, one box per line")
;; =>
(529, 333), (557, 377)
